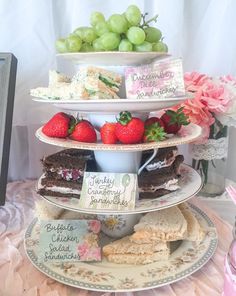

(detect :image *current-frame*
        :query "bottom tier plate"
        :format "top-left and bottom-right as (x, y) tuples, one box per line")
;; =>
(24, 203), (217, 292)
(37, 164), (202, 214)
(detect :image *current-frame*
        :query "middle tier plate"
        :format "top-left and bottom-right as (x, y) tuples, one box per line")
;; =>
(36, 123), (201, 152)
(37, 164), (202, 215)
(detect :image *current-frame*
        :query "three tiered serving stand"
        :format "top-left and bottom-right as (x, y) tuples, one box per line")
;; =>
(25, 52), (218, 293)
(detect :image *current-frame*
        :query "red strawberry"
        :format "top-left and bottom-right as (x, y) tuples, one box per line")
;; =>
(115, 111), (145, 144)
(161, 107), (189, 134)
(70, 120), (97, 143)
(42, 112), (74, 138)
(143, 123), (166, 143)
(144, 117), (165, 128)
(100, 122), (118, 144)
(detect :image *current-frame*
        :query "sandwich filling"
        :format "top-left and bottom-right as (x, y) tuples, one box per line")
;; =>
(139, 178), (179, 192)
(57, 168), (84, 181)
(146, 149), (178, 171)
(31, 66), (122, 100)
(99, 74), (120, 90)
(38, 175), (82, 196)
(40, 185), (82, 195)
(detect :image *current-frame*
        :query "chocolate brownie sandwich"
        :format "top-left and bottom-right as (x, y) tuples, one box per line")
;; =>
(141, 146), (178, 172)
(139, 147), (184, 199)
(38, 176), (83, 198)
(42, 148), (94, 181)
(37, 149), (96, 199)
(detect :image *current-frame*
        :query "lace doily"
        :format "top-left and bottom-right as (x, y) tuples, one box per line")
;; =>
(190, 137), (228, 160)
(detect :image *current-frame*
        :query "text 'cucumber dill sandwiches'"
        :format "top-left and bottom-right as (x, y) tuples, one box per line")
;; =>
(30, 67), (122, 100)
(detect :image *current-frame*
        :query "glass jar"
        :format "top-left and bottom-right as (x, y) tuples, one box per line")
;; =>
(191, 121), (228, 197)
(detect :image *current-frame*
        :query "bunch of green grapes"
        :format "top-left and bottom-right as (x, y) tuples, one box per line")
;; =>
(55, 5), (168, 53)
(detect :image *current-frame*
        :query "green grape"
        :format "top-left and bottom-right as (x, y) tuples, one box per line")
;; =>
(125, 5), (141, 26)
(108, 14), (128, 34)
(65, 35), (82, 52)
(74, 27), (86, 39)
(134, 41), (152, 52)
(144, 27), (162, 43)
(82, 27), (97, 43)
(119, 39), (133, 51)
(94, 21), (109, 36)
(93, 38), (104, 51)
(90, 11), (105, 27)
(100, 32), (121, 50)
(152, 41), (168, 52)
(74, 27), (97, 43)
(122, 13), (132, 29)
(55, 38), (67, 53)
(127, 26), (145, 45)
(80, 43), (94, 52)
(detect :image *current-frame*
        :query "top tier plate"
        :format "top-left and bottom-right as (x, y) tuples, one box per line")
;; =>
(56, 52), (169, 66)
(32, 96), (191, 113)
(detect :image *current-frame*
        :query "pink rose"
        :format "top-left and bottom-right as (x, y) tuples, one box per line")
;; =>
(88, 220), (101, 234)
(219, 75), (236, 86)
(184, 72), (211, 92)
(200, 81), (232, 114)
(77, 242), (101, 261)
(77, 242), (90, 259)
(178, 98), (215, 143)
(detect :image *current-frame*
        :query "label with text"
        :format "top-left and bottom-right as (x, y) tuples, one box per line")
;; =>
(38, 220), (101, 262)
(79, 172), (138, 211)
(125, 58), (185, 99)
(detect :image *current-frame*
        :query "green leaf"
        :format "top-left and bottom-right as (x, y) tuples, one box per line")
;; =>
(144, 123), (166, 142)
(118, 111), (132, 125)
(177, 106), (185, 113)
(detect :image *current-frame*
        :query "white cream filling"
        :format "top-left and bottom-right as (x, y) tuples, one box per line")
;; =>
(49, 168), (77, 173)
(146, 160), (169, 171)
(146, 150), (178, 171)
(46, 186), (81, 195)
(57, 168), (84, 174)
(38, 176), (81, 195)
(139, 179), (179, 193)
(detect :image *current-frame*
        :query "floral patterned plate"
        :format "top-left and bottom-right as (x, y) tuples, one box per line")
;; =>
(24, 203), (217, 292)
(38, 164), (202, 215)
(36, 123), (201, 152)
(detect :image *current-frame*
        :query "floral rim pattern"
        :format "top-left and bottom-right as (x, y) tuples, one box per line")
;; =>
(38, 164), (203, 215)
(24, 203), (217, 292)
(36, 124), (202, 152)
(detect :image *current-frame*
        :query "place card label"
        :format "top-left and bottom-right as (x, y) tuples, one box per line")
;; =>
(79, 172), (138, 211)
(125, 58), (185, 99)
(38, 220), (101, 262)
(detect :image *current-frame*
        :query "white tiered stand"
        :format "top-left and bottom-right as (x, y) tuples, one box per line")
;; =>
(24, 52), (218, 293)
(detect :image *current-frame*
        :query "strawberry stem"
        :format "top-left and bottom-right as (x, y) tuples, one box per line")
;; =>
(145, 123), (166, 142)
(68, 116), (76, 134)
(165, 107), (189, 126)
(117, 111), (132, 125)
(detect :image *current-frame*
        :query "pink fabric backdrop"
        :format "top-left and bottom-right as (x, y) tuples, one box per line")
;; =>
(0, 180), (232, 296)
